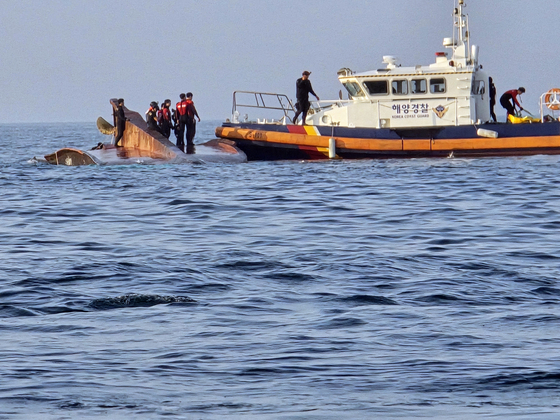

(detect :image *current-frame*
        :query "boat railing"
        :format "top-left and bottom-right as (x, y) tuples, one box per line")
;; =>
(232, 91), (296, 122)
(309, 100), (354, 114)
(539, 90), (560, 122)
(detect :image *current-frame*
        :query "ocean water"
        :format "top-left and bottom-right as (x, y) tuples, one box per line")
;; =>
(1, 122), (560, 419)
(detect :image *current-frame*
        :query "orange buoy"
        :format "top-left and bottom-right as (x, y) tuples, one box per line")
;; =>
(544, 88), (560, 110)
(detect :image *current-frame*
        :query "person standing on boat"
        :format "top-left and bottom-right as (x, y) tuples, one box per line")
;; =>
(171, 107), (181, 147)
(176, 93), (188, 152)
(114, 98), (127, 147)
(184, 92), (200, 154)
(146, 101), (165, 136)
(489, 77), (497, 123)
(293, 71), (320, 125)
(500, 87), (525, 121)
(158, 99), (173, 139)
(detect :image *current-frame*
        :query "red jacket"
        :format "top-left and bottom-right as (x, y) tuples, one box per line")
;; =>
(504, 89), (522, 108)
(158, 107), (171, 123)
(176, 100), (188, 116)
(185, 99), (199, 119)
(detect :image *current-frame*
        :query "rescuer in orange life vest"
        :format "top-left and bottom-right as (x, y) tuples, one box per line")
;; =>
(157, 99), (173, 139)
(176, 93), (188, 152)
(184, 92), (200, 154)
(176, 92), (201, 154)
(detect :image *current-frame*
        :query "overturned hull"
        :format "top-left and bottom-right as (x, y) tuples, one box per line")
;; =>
(45, 99), (246, 166)
(45, 148), (98, 166)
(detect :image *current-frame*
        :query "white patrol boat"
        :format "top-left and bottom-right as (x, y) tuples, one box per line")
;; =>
(216, 0), (560, 160)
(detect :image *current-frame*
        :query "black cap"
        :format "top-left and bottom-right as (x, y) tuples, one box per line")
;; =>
(186, 92), (193, 98)
(180, 93), (186, 99)
(150, 101), (158, 107)
(117, 98), (124, 104)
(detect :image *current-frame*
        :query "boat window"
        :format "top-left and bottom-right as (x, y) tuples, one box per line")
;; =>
(411, 79), (427, 94)
(472, 80), (486, 95)
(364, 80), (389, 95)
(343, 82), (365, 98)
(392, 80), (408, 95)
(430, 78), (446, 93)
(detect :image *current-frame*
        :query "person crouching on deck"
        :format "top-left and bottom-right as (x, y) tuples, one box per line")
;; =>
(500, 87), (525, 122)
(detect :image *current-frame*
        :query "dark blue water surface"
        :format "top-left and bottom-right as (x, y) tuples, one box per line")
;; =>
(1, 122), (560, 419)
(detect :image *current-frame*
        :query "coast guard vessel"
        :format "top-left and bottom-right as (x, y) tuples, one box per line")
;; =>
(216, 0), (560, 160)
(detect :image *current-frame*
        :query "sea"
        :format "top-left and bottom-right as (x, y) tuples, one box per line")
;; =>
(1, 121), (560, 419)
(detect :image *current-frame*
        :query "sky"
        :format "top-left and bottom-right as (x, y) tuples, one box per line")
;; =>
(0, 0), (559, 123)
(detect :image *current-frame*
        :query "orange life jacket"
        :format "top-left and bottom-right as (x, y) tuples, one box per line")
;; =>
(176, 100), (188, 116)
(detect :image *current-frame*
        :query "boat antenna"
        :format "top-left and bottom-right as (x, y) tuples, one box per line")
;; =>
(451, 0), (471, 64)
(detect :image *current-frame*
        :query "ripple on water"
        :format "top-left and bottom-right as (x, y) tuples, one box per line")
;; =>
(2, 124), (560, 418)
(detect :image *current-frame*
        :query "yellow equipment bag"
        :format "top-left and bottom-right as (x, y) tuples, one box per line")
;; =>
(508, 114), (540, 124)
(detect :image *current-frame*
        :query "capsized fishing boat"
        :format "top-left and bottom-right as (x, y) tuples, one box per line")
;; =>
(44, 99), (246, 166)
(216, 0), (560, 160)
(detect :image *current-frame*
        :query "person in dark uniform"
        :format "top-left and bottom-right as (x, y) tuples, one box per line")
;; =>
(292, 71), (320, 125)
(489, 77), (497, 123)
(171, 107), (181, 146)
(114, 98), (126, 147)
(158, 99), (173, 139)
(176, 93), (188, 152)
(500, 87), (525, 121)
(146, 101), (165, 136)
(184, 92), (201, 154)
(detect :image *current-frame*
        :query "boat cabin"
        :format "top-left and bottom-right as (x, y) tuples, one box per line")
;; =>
(308, 0), (491, 129)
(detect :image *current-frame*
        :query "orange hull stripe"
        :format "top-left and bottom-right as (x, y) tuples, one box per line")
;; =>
(215, 127), (560, 152)
(431, 137), (560, 150)
(216, 127), (402, 151)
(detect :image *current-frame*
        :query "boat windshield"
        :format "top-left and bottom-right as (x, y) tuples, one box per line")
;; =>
(343, 82), (365, 98)
(364, 80), (389, 95)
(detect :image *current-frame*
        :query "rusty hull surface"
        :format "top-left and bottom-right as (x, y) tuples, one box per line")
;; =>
(44, 99), (246, 166)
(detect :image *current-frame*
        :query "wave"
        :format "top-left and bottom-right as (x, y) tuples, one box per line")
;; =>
(89, 294), (196, 310)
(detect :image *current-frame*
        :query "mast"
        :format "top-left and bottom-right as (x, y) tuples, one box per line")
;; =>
(445, 0), (474, 67)
(455, 0), (469, 49)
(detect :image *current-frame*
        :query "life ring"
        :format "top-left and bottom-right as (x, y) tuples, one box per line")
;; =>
(545, 88), (560, 110)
